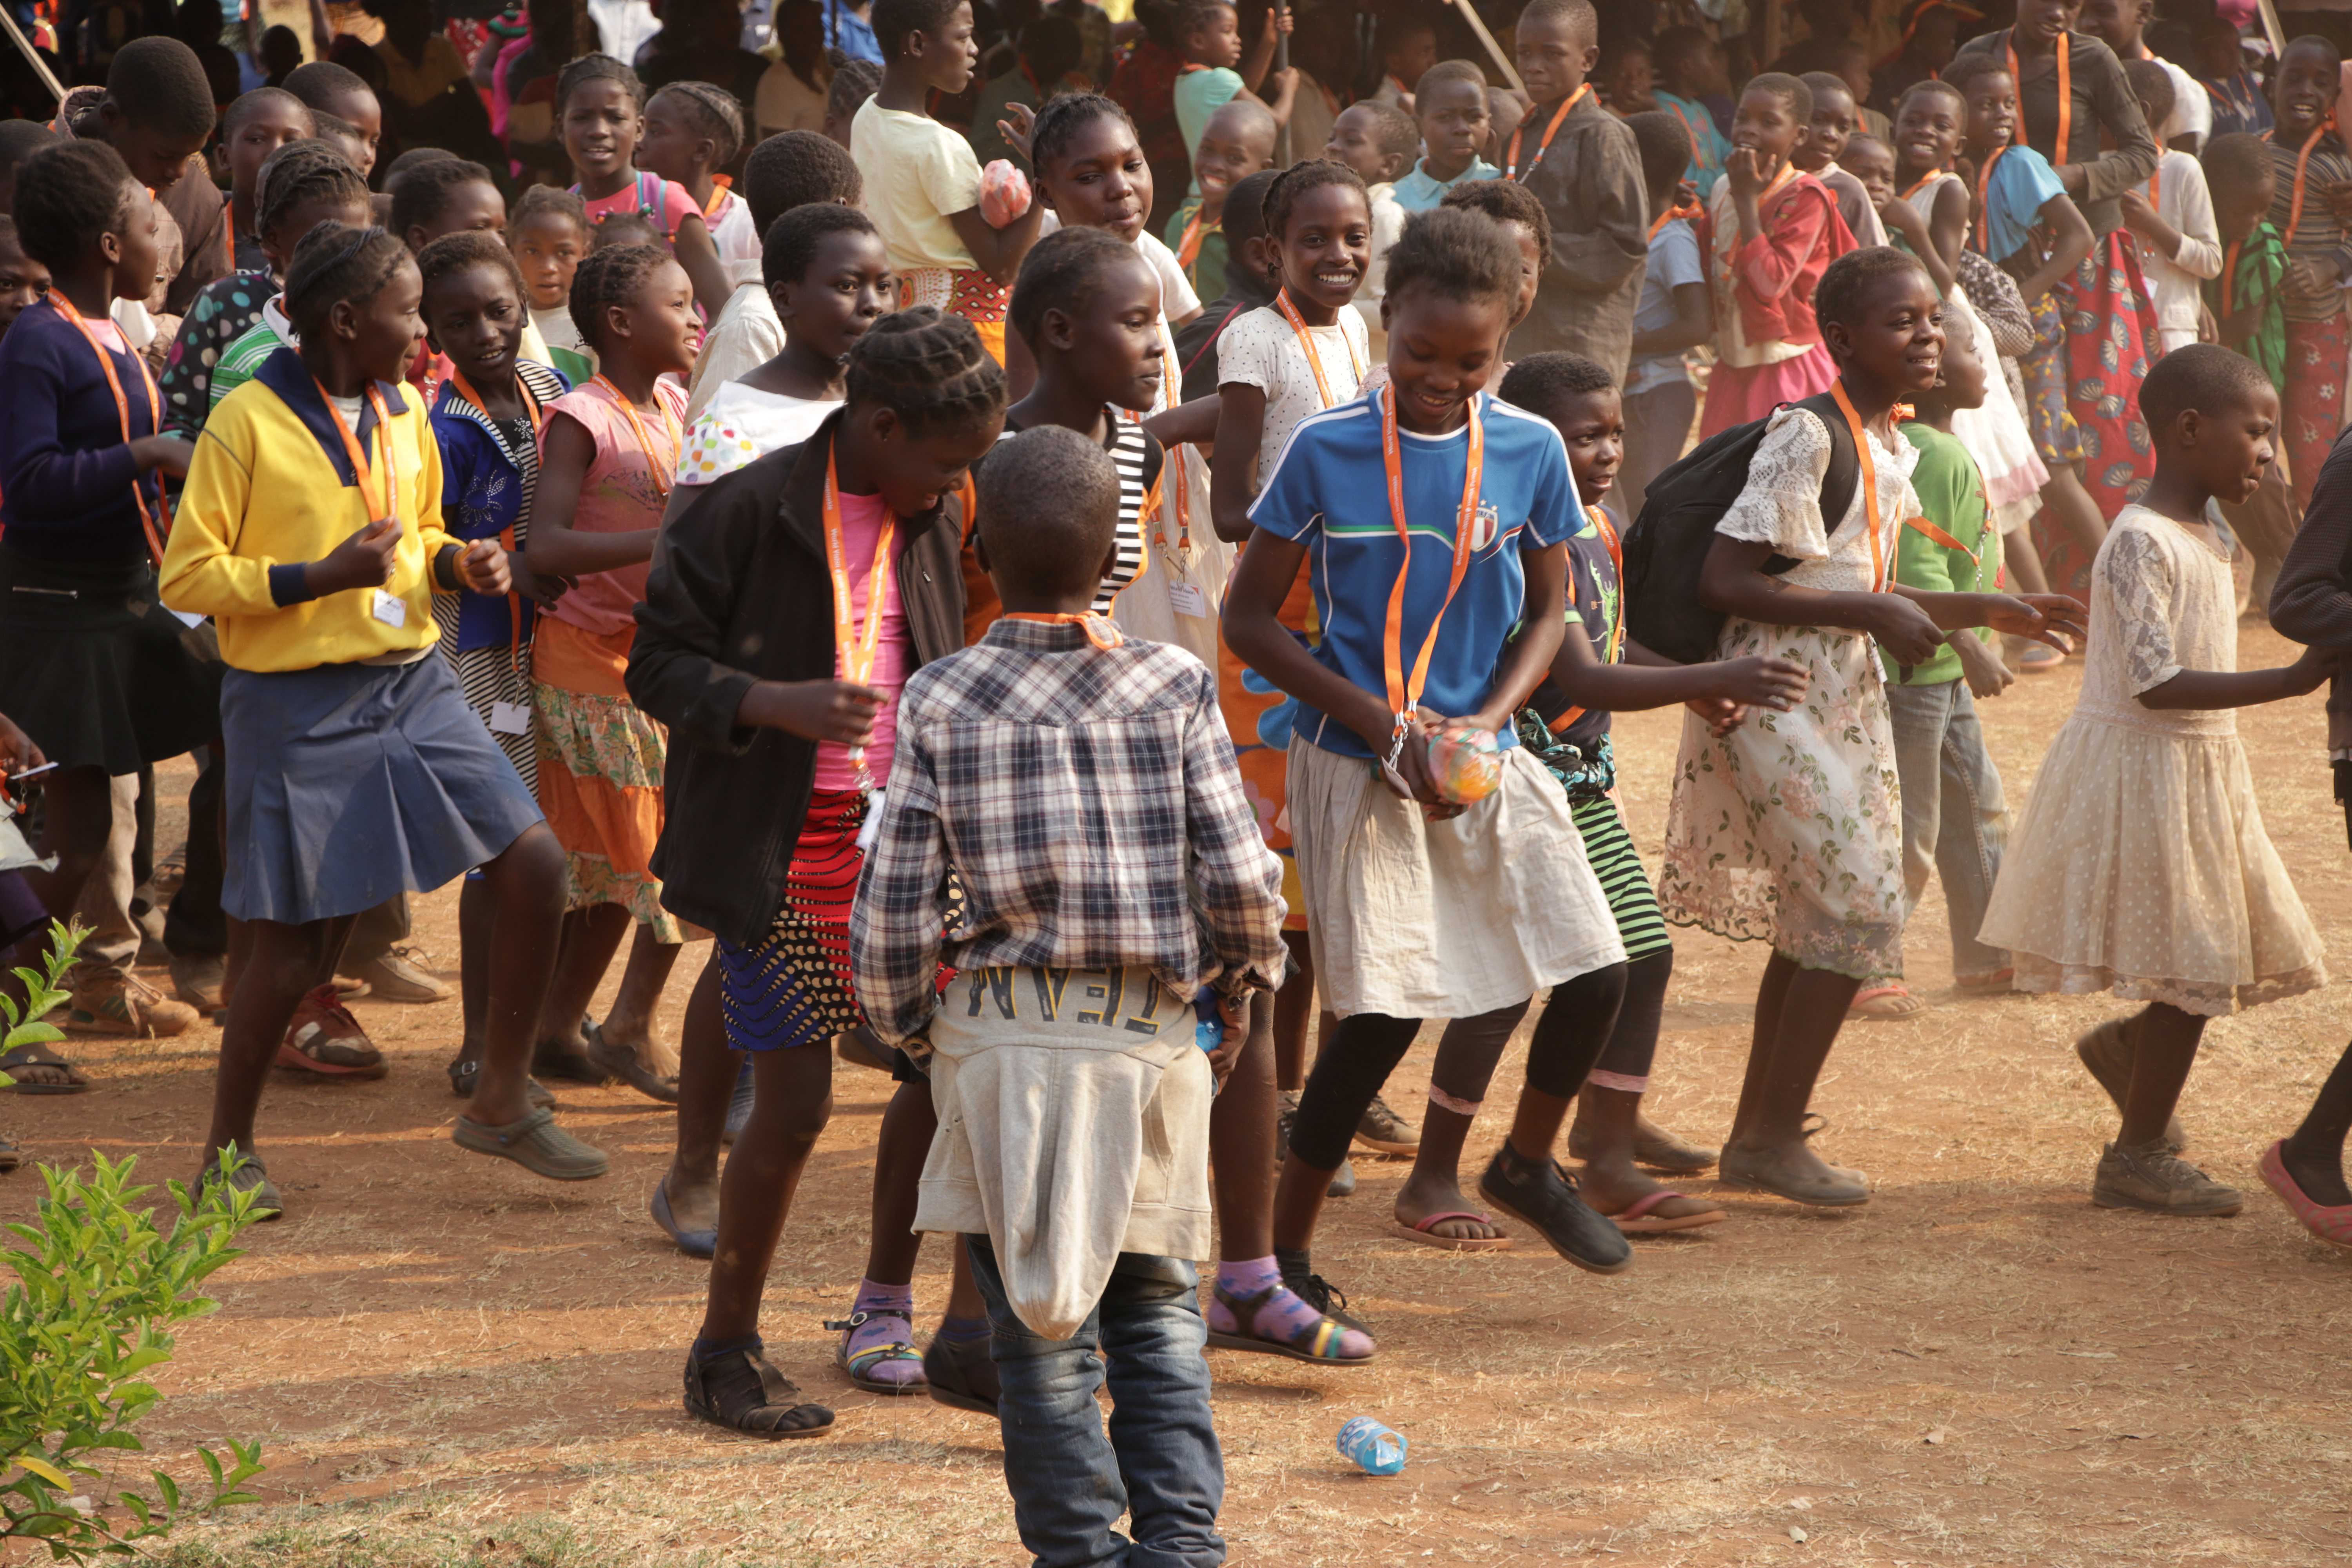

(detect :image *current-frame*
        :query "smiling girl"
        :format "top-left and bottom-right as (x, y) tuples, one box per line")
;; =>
(556, 54), (732, 322)
(1699, 73), (1855, 437)
(1660, 247), (2085, 1208)
(2260, 36), (2352, 515)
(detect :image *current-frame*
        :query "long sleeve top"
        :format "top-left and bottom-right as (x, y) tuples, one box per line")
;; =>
(1513, 89), (1650, 379)
(851, 616), (1287, 1046)
(1951, 27), (2159, 238)
(162, 347), (462, 671)
(2141, 149), (2223, 339)
(2265, 131), (2352, 324)
(2268, 433), (2352, 753)
(0, 300), (163, 565)
(1708, 169), (1849, 363)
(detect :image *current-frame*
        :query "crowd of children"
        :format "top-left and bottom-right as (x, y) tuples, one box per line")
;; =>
(13, 2), (2352, 1559)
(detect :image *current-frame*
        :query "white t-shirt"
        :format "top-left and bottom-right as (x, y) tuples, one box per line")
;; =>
(2140, 148), (2222, 341)
(675, 379), (837, 486)
(706, 187), (763, 269)
(684, 270), (787, 425)
(851, 98), (984, 272)
(1216, 303), (1371, 495)
(2153, 56), (2210, 151)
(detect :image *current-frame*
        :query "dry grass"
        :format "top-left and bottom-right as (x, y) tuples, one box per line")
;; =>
(12, 622), (2352, 1566)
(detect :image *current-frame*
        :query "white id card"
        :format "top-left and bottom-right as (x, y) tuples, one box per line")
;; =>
(1166, 583), (1210, 619)
(488, 701), (530, 735)
(370, 589), (407, 628)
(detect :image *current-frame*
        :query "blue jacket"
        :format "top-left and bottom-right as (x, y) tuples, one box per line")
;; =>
(428, 359), (569, 652)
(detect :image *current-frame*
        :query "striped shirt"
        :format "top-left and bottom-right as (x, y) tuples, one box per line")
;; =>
(993, 408), (1165, 614)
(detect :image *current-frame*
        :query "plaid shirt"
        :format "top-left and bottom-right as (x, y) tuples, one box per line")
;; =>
(851, 617), (1288, 1045)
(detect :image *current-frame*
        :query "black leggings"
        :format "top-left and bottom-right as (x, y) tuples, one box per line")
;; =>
(1287, 963), (1630, 1171)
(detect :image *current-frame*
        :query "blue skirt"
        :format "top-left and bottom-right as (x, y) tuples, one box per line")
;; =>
(222, 654), (543, 924)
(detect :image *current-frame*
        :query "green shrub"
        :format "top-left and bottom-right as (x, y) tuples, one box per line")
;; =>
(1, 925), (268, 1561)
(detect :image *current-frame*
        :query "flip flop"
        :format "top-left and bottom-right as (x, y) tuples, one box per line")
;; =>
(2258, 1140), (2352, 1249)
(1385, 1209), (1514, 1252)
(651, 1174), (716, 1258)
(0, 1043), (91, 1094)
(1604, 1189), (1728, 1234)
(1954, 968), (2016, 996)
(1848, 983), (1927, 1020)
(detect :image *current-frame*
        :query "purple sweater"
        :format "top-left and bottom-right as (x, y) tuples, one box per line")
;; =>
(0, 300), (163, 564)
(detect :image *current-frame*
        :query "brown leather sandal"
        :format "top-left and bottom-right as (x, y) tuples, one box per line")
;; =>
(683, 1345), (835, 1439)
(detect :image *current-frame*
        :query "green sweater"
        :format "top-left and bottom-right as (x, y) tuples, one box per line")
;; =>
(1884, 421), (2000, 686)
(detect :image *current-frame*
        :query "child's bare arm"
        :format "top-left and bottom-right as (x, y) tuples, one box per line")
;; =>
(1892, 584), (2087, 649)
(1208, 381), (1268, 543)
(1700, 534), (1949, 663)
(949, 197), (1048, 287)
(1459, 542), (1569, 733)
(1144, 394), (1220, 450)
(1549, 630), (1809, 714)
(2141, 648), (2339, 709)
(2016, 191), (2094, 303)
(1224, 528), (1423, 781)
(1880, 195), (1955, 294)
(523, 413), (661, 578)
(1629, 279), (1710, 357)
(670, 213), (734, 321)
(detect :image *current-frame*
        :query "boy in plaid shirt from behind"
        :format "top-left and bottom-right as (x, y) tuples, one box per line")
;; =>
(853, 425), (1285, 1568)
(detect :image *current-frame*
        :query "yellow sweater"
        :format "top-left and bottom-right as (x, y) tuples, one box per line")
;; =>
(162, 353), (460, 673)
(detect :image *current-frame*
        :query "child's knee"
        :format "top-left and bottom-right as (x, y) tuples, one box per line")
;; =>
(487, 822), (568, 908)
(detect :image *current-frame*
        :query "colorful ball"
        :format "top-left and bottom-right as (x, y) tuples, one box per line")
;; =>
(1426, 725), (1502, 805)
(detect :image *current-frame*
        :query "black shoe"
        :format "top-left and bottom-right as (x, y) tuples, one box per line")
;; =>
(1275, 1248), (1370, 1334)
(922, 1333), (999, 1415)
(682, 1343), (835, 1438)
(1479, 1144), (1632, 1276)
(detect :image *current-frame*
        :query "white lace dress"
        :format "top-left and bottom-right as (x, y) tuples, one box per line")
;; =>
(1657, 407), (1916, 979)
(1978, 505), (2326, 1015)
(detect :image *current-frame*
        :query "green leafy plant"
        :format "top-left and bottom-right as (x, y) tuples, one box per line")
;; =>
(0, 918), (81, 1091)
(1, 925), (269, 1560)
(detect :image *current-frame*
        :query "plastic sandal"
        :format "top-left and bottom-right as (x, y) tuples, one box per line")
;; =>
(825, 1307), (926, 1393)
(1203, 1279), (1372, 1365)
(1603, 1189), (1727, 1234)
(1385, 1208), (1513, 1252)
(683, 1344), (835, 1438)
(651, 1175), (716, 1258)
(584, 1019), (680, 1104)
(0, 1044), (91, 1095)
(1847, 983), (1927, 1020)
(2259, 1140), (2352, 1249)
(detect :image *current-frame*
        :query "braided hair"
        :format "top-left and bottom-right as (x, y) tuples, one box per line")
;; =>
(828, 57), (882, 125)
(1440, 176), (1552, 274)
(1029, 92), (1137, 178)
(845, 306), (1007, 437)
(569, 241), (676, 354)
(1259, 158), (1369, 288)
(558, 53), (646, 117)
(417, 230), (528, 305)
(652, 80), (745, 170)
(11, 140), (136, 271)
(508, 182), (591, 245)
(255, 140), (369, 245)
(282, 221), (412, 339)
(1008, 225), (1147, 349)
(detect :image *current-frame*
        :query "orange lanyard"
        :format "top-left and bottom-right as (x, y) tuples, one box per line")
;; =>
(2282, 119), (2332, 245)
(1545, 504), (1623, 736)
(822, 449), (898, 782)
(1972, 144), (2008, 251)
(2147, 157), (2160, 212)
(1506, 82), (1589, 180)
(593, 375), (679, 495)
(1376, 382), (1484, 764)
(446, 367), (543, 434)
(1829, 382), (1889, 594)
(1904, 512), (1988, 590)
(314, 378), (398, 521)
(1130, 319), (1192, 559)
(1666, 98), (1710, 162)
(1273, 289), (1363, 408)
(1900, 169), (1945, 201)
(702, 178), (732, 221)
(46, 294), (169, 563)
(2223, 236), (2245, 310)
(1176, 207), (1206, 269)
(2007, 31), (2069, 159)
(1002, 610), (1124, 649)
(1647, 199), (1700, 240)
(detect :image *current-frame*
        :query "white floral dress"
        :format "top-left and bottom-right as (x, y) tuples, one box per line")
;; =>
(1978, 505), (2326, 1015)
(1657, 406), (1916, 979)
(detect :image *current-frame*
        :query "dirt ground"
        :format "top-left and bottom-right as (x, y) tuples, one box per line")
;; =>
(8, 620), (2352, 1568)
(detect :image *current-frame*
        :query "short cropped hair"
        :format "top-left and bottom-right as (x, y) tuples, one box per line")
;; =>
(1813, 244), (1933, 329)
(744, 129), (862, 232)
(1499, 352), (1615, 419)
(762, 202), (879, 292)
(1382, 205), (1521, 312)
(106, 36), (217, 143)
(1624, 109), (1693, 194)
(2140, 342), (2274, 431)
(1414, 60), (1488, 105)
(977, 425), (1120, 597)
(417, 229), (527, 302)
(1440, 176), (1552, 273)
(1744, 71), (1813, 124)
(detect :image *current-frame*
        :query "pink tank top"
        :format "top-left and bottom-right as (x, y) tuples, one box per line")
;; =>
(814, 487), (910, 791)
(541, 377), (688, 639)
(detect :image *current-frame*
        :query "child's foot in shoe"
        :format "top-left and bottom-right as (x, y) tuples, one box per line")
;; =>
(588, 1009), (680, 1103)
(2274, 1136), (2352, 1209)
(1355, 1094), (1420, 1154)
(922, 1319), (999, 1414)
(683, 1340), (834, 1438)
(1478, 1143), (1633, 1272)
(2091, 1140), (2243, 1216)
(1717, 1131), (1870, 1207)
(1204, 1256), (1372, 1363)
(1574, 1156), (1727, 1234)
(827, 1285), (926, 1393)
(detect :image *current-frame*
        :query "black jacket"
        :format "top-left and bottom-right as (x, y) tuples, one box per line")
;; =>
(626, 412), (968, 947)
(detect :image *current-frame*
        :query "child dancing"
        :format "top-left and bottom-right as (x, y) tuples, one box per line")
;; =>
(1981, 345), (2330, 1217)
(853, 422), (1283, 1568)
(165, 221), (603, 1214)
(1659, 247), (2084, 1208)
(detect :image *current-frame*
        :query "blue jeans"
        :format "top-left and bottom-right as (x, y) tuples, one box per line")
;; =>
(965, 1236), (1225, 1568)
(1885, 677), (2010, 981)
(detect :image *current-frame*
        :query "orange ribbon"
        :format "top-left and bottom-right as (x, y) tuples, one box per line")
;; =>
(47, 294), (170, 563)
(1506, 82), (1589, 181)
(1273, 288), (1363, 409)
(1545, 503), (1624, 735)
(593, 375), (680, 496)
(1829, 382), (1890, 595)
(312, 377), (398, 522)
(1176, 207), (1206, 269)
(822, 448), (898, 787)
(2007, 31), (2069, 160)
(443, 367), (546, 670)
(1376, 381), (1484, 766)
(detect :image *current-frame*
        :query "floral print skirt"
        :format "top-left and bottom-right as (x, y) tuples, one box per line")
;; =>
(531, 618), (682, 940)
(1658, 619), (1906, 980)
(2285, 310), (2347, 514)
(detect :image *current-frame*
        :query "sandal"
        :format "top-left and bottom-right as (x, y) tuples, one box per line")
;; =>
(1568, 1114), (1720, 1172)
(1848, 983), (1927, 1020)
(2258, 1140), (2352, 1249)
(825, 1308), (926, 1394)
(531, 1019), (616, 1086)
(0, 1135), (20, 1174)
(1203, 1279), (1372, 1364)
(453, 1107), (610, 1181)
(1954, 967), (2016, 996)
(1385, 1208), (1513, 1252)
(446, 1057), (557, 1109)
(650, 1174), (717, 1259)
(584, 1019), (679, 1104)
(0, 1043), (91, 1095)
(1603, 1189), (1727, 1234)
(683, 1343), (835, 1438)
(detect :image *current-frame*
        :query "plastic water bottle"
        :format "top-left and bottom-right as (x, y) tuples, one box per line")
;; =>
(1336, 1416), (1407, 1475)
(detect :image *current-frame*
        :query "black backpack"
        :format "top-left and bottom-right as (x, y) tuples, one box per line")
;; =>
(1621, 392), (1860, 666)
